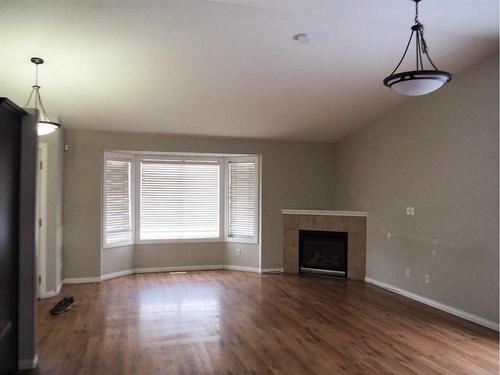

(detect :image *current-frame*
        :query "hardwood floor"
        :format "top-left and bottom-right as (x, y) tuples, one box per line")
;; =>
(26, 271), (498, 374)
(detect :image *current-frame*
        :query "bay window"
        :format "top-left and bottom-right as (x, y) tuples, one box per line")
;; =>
(102, 152), (259, 248)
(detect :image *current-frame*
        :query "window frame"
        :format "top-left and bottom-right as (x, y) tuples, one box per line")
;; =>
(102, 152), (135, 249)
(134, 154), (225, 244)
(224, 156), (260, 244)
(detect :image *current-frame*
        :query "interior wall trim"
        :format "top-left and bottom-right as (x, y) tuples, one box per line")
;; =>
(101, 269), (135, 281)
(260, 268), (284, 273)
(100, 265), (225, 282)
(62, 277), (101, 284)
(68, 265), (280, 284)
(365, 277), (499, 332)
(39, 282), (63, 299)
(223, 265), (260, 273)
(18, 354), (38, 370)
(135, 265), (224, 274)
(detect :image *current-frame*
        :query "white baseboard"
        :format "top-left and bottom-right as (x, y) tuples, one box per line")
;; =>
(40, 281), (64, 299)
(40, 289), (58, 299)
(260, 268), (283, 273)
(19, 354), (38, 370)
(63, 276), (101, 284)
(223, 265), (260, 273)
(100, 265), (224, 281)
(365, 277), (499, 332)
(66, 265), (265, 283)
(101, 269), (135, 281)
(135, 264), (224, 274)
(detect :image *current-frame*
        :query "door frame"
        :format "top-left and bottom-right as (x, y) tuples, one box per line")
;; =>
(36, 143), (48, 298)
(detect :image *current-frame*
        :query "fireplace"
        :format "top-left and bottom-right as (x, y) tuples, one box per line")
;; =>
(299, 230), (348, 278)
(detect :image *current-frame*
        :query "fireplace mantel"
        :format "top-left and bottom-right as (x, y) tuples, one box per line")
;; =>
(281, 209), (367, 217)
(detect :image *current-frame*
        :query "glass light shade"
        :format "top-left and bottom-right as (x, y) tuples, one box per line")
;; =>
(384, 70), (452, 96)
(37, 121), (60, 136)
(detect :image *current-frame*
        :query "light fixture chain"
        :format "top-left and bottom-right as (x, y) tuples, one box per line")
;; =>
(36, 89), (50, 120)
(390, 30), (415, 75)
(24, 87), (36, 108)
(419, 26), (428, 54)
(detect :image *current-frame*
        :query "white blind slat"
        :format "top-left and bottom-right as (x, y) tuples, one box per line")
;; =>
(140, 161), (220, 240)
(104, 158), (133, 246)
(228, 161), (256, 240)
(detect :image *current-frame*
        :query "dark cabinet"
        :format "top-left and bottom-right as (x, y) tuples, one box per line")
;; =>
(0, 98), (36, 375)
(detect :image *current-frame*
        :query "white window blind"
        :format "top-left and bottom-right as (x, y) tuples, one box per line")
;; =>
(103, 157), (133, 247)
(227, 159), (257, 242)
(139, 160), (220, 240)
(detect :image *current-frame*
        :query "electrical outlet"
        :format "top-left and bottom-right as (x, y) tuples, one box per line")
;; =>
(406, 206), (415, 216)
(424, 274), (430, 283)
(405, 268), (410, 278)
(236, 248), (241, 256)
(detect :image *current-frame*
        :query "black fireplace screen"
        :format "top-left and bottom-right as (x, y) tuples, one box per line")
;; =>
(299, 230), (348, 277)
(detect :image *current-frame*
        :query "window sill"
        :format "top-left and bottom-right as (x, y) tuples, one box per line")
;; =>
(103, 238), (260, 249)
(225, 238), (259, 245)
(103, 242), (134, 250)
(136, 238), (224, 245)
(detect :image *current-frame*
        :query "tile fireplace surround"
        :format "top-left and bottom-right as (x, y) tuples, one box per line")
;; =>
(282, 209), (367, 280)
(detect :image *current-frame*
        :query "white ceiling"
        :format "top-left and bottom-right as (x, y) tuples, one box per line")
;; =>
(0, 0), (498, 142)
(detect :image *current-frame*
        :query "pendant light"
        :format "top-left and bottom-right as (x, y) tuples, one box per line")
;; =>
(25, 57), (61, 136)
(383, 0), (452, 96)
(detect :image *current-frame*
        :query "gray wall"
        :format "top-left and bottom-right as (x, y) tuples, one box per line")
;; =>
(224, 242), (260, 269)
(64, 131), (336, 278)
(101, 245), (134, 275)
(331, 55), (499, 323)
(134, 243), (225, 270)
(39, 129), (64, 292)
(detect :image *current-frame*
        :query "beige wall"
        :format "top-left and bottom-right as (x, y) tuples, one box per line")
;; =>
(101, 243), (258, 274)
(63, 131), (337, 278)
(39, 128), (64, 292)
(100, 245), (134, 275)
(331, 55), (499, 323)
(134, 243), (225, 270)
(224, 243), (260, 270)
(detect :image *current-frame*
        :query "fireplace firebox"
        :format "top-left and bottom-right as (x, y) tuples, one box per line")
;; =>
(299, 230), (348, 278)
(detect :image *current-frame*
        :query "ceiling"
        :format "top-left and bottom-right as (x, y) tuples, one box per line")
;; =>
(0, 0), (498, 142)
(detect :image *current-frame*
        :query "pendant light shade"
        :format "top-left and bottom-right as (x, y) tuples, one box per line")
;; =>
(384, 70), (452, 96)
(24, 57), (61, 136)
(384, 0), (452, 96)
(37, 121), (60, 136)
